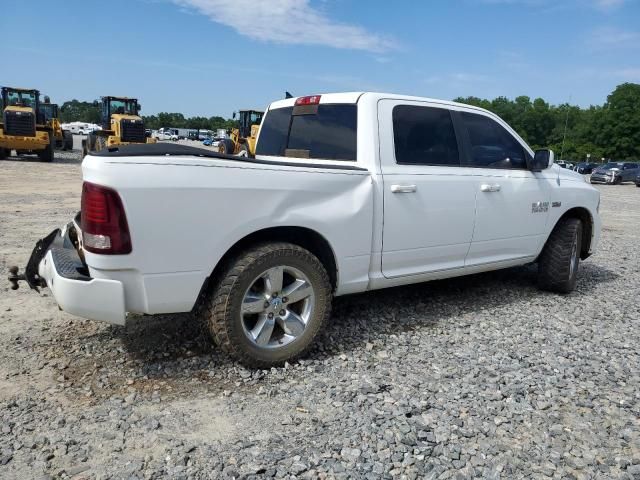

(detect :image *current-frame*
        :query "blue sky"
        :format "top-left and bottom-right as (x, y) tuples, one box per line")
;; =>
(2, 0), (639, 117)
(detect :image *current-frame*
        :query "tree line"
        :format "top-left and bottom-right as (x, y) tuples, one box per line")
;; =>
(454, 83), (640, 162)
(55, 82), (639, 161)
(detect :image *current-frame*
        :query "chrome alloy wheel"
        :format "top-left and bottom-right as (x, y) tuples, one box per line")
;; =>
(569, 233), (579, 279)
(240, 265), (315, 348)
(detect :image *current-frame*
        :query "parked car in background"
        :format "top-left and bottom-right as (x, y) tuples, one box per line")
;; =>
(62, 122), (101, 135)
(590, 162), (639, 184)
(635, 172), (640, 187)
(203, 137), (222, 147)
(9, 91), (602, 367)
(556, 160), (574, 169)
(154, 130), (179, 141)
(574, 162), (599, 174)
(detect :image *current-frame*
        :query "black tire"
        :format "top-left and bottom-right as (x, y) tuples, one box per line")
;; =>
(0, 148), (7, 160)
(219, 138), (234, 155)
(37, 134), (54, 162)
(237, 143), (250, 157)
(63, 130), (73, 151)
(86, 132), (97, 152)
(201, 242), (332, 368)
(614, 176), (622, 185)
(538, 218), (582, 293)
(95, 135), (106, 152)
(636, 183), (640, 188)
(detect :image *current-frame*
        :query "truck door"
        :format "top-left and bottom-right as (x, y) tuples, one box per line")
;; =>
(455, 110), (551, 266)
(378, 100), (478, 278)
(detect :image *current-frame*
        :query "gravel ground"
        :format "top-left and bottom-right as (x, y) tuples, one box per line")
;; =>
(1, 150), (639, 480)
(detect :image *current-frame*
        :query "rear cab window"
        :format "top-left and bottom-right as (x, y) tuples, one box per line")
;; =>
(256, 103), (357, 161)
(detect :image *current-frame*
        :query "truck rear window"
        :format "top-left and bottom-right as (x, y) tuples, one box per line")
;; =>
(256, 104), (357, 161)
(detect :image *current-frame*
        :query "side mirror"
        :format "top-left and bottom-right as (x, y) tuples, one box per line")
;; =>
(232, 112), (237, 120)
(531, 149), (554, 172)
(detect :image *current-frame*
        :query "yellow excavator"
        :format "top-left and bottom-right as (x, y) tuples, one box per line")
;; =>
(218, 109), (264, 157)
(0, 86), (54, 162)
(39, 97), (73, 152)
(82, 96), (155, 157)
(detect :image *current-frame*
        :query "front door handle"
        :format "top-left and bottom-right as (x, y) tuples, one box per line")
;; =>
(391, 184), (417, 193)
(480, 184), (501, 192)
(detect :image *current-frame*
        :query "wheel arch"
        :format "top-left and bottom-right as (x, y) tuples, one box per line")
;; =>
(551, 207), (594, 259)
(207, 226), (339, 293)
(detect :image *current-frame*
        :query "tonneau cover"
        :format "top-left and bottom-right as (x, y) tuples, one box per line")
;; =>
(89, 142), (368, 171)
(92, 143), (236, 160)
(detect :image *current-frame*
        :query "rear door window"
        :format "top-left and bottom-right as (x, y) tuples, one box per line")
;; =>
(256, 104), (357, 161)
(392, 105), (459, 166)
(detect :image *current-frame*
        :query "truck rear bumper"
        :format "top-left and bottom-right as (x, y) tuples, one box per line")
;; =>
(32, 225), (126, 325)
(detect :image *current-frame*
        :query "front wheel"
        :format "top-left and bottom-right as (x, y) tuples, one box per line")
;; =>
(0, 148), (7, 160)
(37, 134), (54, 162)
(201, 243), (332, 368)
(538, 218), (582, 293)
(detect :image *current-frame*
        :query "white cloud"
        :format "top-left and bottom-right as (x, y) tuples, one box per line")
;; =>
(612, 67), (640, 80)
(593, 0), (626, 9)
(171, 0), (396, 52)
(425, 73), (490, 85)
(589, 26), (640, 49)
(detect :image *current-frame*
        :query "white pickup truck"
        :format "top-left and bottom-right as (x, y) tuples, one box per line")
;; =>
(153, 128), (179, 141)
(9, 92), (601, 367)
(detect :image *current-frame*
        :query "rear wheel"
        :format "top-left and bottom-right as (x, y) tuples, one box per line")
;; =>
(614, 176), (622, 185)
(0, 148), (7, 160)
(538, 218), (582, 293)
(237, 143), (250, 157)
(86, 132), (97, 152)
(201, 243), (332, 368)
(219, 139), (234, 156)
(95, 135), (106, 152)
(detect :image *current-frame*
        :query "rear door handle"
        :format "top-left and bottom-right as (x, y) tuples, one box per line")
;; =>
(391, 184), (417, 193)
(480, 184), (501, 192)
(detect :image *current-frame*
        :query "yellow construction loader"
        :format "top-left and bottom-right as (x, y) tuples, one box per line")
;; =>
(82, 96), (155, 157)
(218, 109), (264, 157)
(39, 97), (73, 151)
(0, 87), (54, 162)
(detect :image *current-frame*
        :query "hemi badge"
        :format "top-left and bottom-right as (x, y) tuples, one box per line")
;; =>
(552, 201), (562, 208)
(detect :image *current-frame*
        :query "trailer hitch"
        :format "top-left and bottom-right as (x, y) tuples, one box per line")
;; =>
(7, 229), (59, 292)
(8, 266), (26, 290)
(7, 265), (45, 292)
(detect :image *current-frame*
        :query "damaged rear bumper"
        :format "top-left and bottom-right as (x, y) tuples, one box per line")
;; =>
(8, 221), (126, 325)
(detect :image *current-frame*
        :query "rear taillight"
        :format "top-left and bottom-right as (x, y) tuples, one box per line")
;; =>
(81, 182), (132, 254)
(295, 95), (321, 106)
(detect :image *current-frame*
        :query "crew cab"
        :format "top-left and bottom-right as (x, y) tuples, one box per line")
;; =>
(9, 92), (601, 367)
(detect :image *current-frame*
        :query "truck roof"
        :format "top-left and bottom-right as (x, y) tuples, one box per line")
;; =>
(268, 91), (493, 116)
